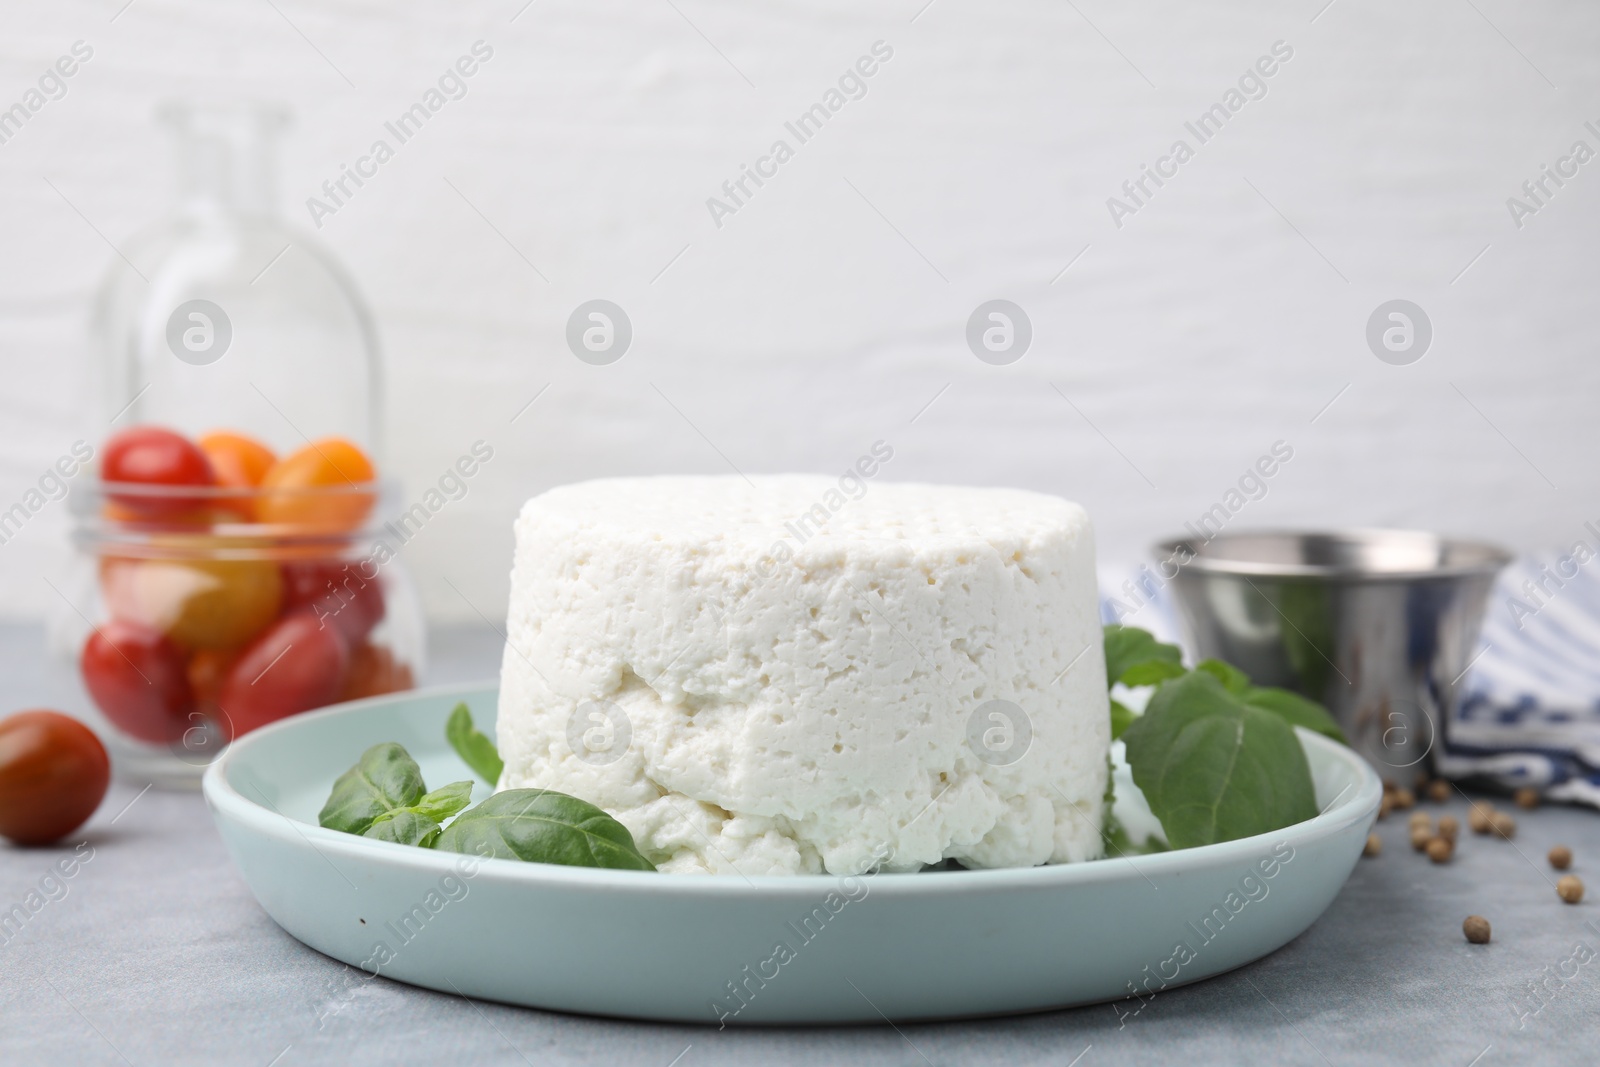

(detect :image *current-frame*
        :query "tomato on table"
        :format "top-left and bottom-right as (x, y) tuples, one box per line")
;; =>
(0, 711), (110, 845)
(99, 554), (283, 652)
(80, 621), (192, 744)
(281, 559), (385, 643)
(101, 427), (216, 520)
(217, 612), (350, 739)
(197, 431), (276, 520)
(256, 437), (376, 532)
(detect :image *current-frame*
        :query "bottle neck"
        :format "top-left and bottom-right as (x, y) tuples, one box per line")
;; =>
(164, 104), (286, 219)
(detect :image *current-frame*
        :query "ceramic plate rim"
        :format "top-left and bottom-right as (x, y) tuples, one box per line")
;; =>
(202, 680), (1383, 897)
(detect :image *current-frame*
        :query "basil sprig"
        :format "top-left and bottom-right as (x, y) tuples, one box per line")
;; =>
(1103, 624), (1186, 688)
(446, 702), (504, 784)
(315, 712), (656, 872)
(317, 743), (472, 847)
(1109, 699), (1137, 741)
(1237, 686), (1346, 743)
(1121, 671), (1318, 849)
(434, 789), (656, 871)
(1106, 624), (1346, 849)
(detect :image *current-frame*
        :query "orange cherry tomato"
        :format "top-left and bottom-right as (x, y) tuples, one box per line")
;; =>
(99, 499), (221, 528)
(256, 437), (376, 533)
(339, 642), (415, 702)
(99, 554), (284, 652)
(198, 431), (277, 520)
(197, 432), (276, 488)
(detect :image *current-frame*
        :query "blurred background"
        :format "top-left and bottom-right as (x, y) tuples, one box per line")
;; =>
(2, 0), (1597, 625)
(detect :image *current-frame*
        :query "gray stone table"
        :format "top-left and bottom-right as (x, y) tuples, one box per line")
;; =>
(2, 623), (1597, 1066)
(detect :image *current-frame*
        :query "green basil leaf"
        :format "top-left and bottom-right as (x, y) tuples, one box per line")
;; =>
(413, 780), (475, 823)
(318, 743), (428, 835)
(1103, 624), (1185, 689)
(446, 703), (504, 785)
(364, 809), (443, 849)
(1104, 818), (1170, 857)
(434, 789), (656, 872)
(1242, 686), (1348, 744)
(1121, 671), (1318, 849)
(1196, 658), (1250, 695)
(1110, 699), (1137, 741)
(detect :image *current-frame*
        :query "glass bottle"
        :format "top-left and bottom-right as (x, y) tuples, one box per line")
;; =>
(46, 101), (423, 788)
(96, 101), (383, 451)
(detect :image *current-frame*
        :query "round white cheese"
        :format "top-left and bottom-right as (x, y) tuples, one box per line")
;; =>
(495, 474), (1109, 875)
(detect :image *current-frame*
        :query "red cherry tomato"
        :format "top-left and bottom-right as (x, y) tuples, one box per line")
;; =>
(102, 427), (216, 519)
(0, 711), (111, 845)
(281, 560), (385, 643)
(217, 612), (350, 739)
(80, 621), (192, 744)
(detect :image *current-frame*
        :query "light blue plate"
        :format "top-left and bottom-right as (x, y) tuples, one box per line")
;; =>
(202, 683), (1381, 1025)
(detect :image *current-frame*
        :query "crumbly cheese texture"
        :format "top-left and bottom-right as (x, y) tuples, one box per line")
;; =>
(495, 476), (1109, 875)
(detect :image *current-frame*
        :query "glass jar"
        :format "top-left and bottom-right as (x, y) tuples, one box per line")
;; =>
(51, 485), (425, 787)
(45, 100), (421, 787)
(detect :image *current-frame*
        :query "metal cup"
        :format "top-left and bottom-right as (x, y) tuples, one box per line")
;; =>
(1155, 529), (1511, 781)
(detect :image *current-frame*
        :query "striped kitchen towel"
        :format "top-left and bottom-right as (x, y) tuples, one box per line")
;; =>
(1100, 556), (1600, 809)
(1442, 553), (1600, 807)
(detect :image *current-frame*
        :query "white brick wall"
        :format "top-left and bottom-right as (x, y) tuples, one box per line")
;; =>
(1, 0), (1596, 622)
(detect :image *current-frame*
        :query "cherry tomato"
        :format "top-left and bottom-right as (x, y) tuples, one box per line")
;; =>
(80, 621), (192, 744)
(256, 437), (376, 532)
(217, 612), (350, 739)
(197, 431), (276, 488)
(281, 559), (385, 643)
(99, 499), (222, 527)
(0, 711), (110, 845)
(198, 432), (277, 520)
(99, 555), (283, 652)
(339, 643), (415, 702)
(101, 427), (215, 519)
(186, 648), (237, 719)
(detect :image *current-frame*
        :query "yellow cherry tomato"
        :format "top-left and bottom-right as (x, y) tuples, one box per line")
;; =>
(99, 554), (284, 652)
(256, 437), (377, 532)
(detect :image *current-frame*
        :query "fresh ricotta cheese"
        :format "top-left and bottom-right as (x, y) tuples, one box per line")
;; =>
(495, 475), (1109, 875)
